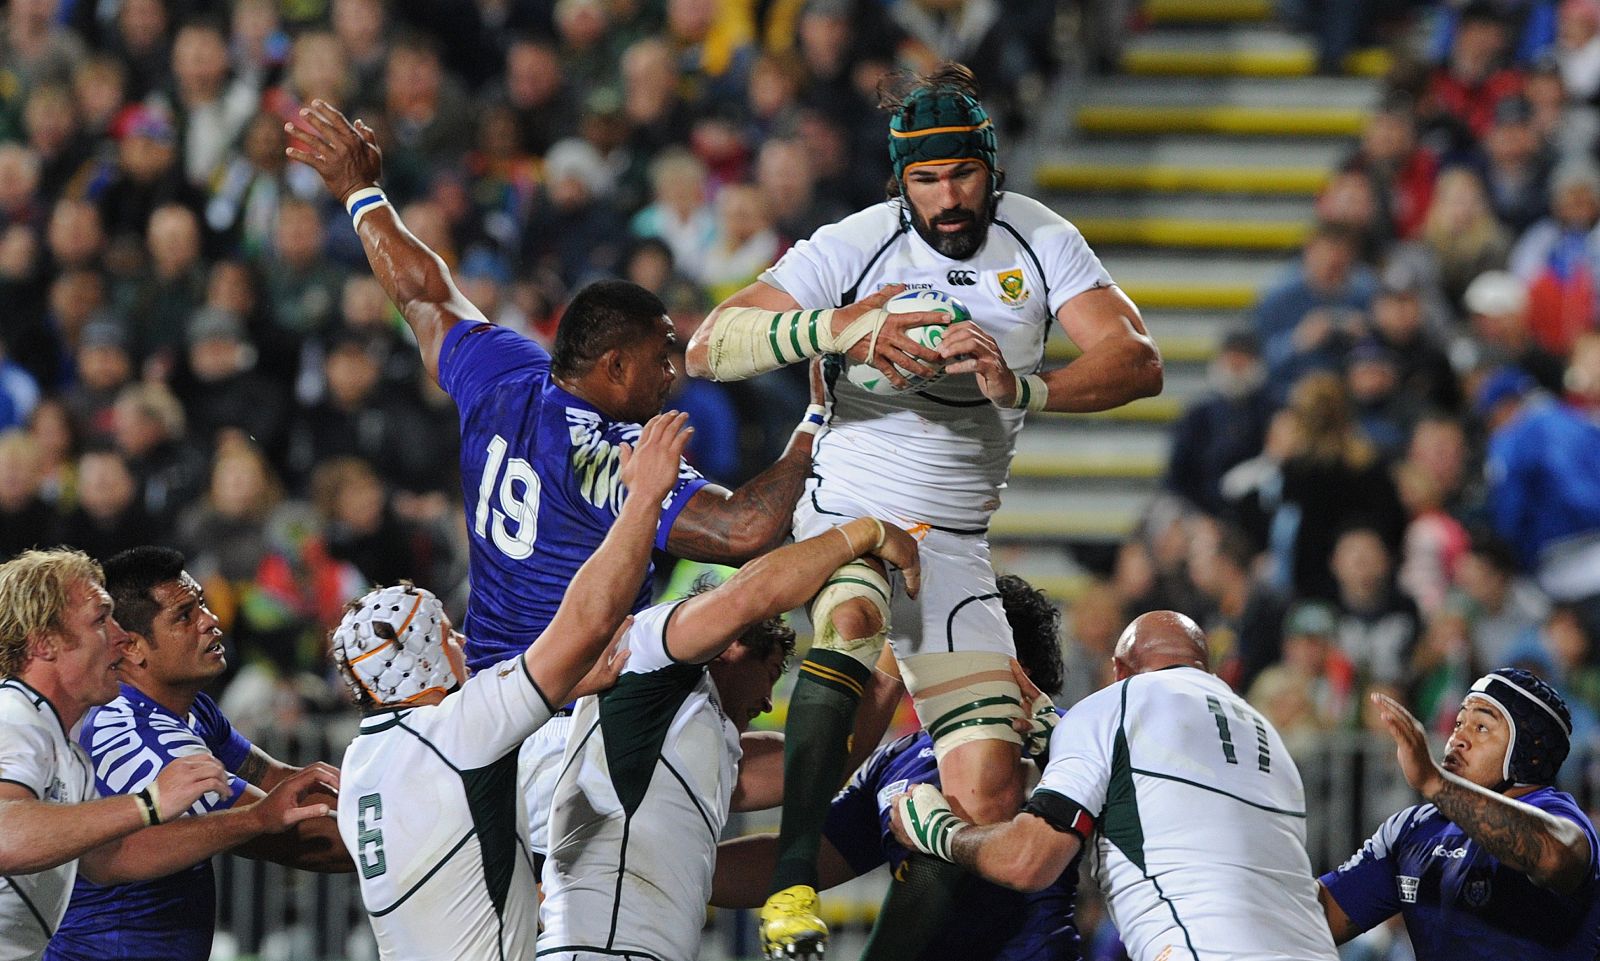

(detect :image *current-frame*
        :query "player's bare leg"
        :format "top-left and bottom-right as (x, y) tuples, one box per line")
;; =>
(937, 737), (1026, 825)
(761, 563), (890, 960)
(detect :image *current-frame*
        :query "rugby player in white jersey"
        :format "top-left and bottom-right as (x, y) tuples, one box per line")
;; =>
(892, 611), (1340, 961)
(540, 524), (920, 961)
(684, 61), (1163, 956)
(331, 413), (692, 961)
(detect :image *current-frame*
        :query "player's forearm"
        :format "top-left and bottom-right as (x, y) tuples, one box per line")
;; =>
(718, 517), (880, 627)
(731, 731), (785, 811)
(235, 747), (297, 793)
(1427, 776), (1590, 892)
(950, 815), (1076, 893)
(711, 834), (780, 907)
(1041, 334), (1163, 413)
(81, 802), (275, 884)
(666, 435), (812, 563)
(233, 814), (354, 873)
(0, 795), (147, 874)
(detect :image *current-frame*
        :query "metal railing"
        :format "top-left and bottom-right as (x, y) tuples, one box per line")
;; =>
(208, 724), (1600, 960)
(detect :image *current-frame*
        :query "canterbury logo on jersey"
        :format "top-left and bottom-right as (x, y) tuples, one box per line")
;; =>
(946, 270), (977, 286)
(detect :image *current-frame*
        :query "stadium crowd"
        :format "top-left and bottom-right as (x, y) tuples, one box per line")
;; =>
(0, 0), (1057, 733)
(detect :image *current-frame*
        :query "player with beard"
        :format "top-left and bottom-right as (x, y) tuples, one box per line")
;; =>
(685, 62), (1163, 957)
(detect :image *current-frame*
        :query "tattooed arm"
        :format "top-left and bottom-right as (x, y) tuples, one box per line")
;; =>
(234, 746), (299, 793)
(1372, 691), (1592, 894)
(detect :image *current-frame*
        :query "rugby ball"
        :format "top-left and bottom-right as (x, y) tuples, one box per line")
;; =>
(845, 290), (971, 395)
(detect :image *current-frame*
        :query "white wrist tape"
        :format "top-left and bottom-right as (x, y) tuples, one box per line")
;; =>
(793, 404), (827, 437)
(1013, 373), (1049, 412)
(345, 186), (390, 230)
(896, 783), (969, 862)
(703, 306), (889, 381)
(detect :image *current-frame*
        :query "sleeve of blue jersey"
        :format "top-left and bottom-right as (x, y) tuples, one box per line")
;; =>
(437, 319), (550, 409)
(1527, 789), (1600, 886)
(192, 692), (253, 774)
(1319, 805), (1414, 931)
(822, 742), (897, 877)
(86, 710), (250, 813)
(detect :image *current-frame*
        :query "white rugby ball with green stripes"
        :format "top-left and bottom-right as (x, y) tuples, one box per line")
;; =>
(846, 290), (971, 395)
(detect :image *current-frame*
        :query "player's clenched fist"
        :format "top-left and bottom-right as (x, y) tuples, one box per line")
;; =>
(869, 521), (922, 599)
(152, 755), (232, 821)
(284, 99), (384, 203)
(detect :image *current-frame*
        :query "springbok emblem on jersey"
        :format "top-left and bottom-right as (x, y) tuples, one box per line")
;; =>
(997, 268), (1029, 307)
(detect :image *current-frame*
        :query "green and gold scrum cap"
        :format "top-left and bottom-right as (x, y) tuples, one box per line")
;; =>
(888, 86), (997, 186)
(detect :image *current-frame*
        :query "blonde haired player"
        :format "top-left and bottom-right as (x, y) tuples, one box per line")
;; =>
(331, 413), (690, 961)
(685, 61), (1162, 957)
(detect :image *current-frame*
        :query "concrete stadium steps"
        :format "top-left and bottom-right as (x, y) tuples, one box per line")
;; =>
(1142, 0), (1273, 25)
(1076, 76), (1378, 138)
(1037, 137), (1346, 197)
(1066, 195), (1317, 252)
(1100, 252), (1283, 311)
(1122, 28), (1391, 78)
(1046, 309), (1240, 366)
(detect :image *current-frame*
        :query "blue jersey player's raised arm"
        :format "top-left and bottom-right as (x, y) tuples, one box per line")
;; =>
(286, 98), (865, 668)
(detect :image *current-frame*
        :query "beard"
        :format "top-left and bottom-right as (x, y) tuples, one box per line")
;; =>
(909, 192), (994, 260)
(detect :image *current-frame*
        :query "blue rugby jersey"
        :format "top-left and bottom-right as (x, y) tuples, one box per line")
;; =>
(46, 686), (252, 961)
(438, 321), (708, 670)
(824, 730), (1081, 961)
(1321, 786), (1600, 960)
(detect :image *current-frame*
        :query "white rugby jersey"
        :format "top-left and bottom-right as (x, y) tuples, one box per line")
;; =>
(1033, 667), (1338, 961)
(338, 656), (554, 961)
(540, 601), (742, 961)
(762, 194), (1114, 531)
(0, 677), (96, 961)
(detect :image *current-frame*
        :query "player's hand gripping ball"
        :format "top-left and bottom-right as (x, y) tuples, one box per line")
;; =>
(846, 289), (970, 394)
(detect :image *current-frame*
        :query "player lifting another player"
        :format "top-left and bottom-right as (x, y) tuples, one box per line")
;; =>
(686, 61), (1162, 957)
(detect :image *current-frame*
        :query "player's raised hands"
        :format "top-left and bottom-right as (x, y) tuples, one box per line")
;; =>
(284, 99), (383, 203)
(831, 285), (946, 390)
(619, 411), (692, 505)
(247, 762), (342, 832)
(152, 755), (233, 821)
(1372, 691), (1446, 799)
(570, 617), (633, 700)
(939, 322), (1019, 407)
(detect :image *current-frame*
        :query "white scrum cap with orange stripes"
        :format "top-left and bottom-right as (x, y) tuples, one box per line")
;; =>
(332, 584), (456, 705)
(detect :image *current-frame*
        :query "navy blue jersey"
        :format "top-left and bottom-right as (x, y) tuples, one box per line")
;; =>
(824, 730), (1080, 961)
(439, 322), (708, 670)
(1321, 786), (1600, 961)
(47, 687), (252, 961)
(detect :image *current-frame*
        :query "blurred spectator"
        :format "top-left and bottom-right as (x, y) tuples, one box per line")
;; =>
(46, 198), (107, 274)
(666, 0), (757, 113)
(1164, 330), (1272, 516)
(379, 35), (476, 190)
(1187, 515), (1287, 693)
(616, 38), (694, 209)
(888, 0), (1031, 123)
(1345, 338), (1416, 460)
(1248, 600), (1357, 751)
(175, 437), (289, 589)
(1507, 158), (1600, 354)
(309, 456), (429, 589)
(1369, 265), (1461, 412)
(1462, 269), (1569, 391)
(207, 111), (320, 261)
(70, 55), (127, 140)
(1556, 0), (1600, 100)
(229, 0), (290, 91)
(123, 202), (206, 367)
(1480, 366), (1600, 600)
(495, 37), (578, 156)
(164, 21), (258, 189)
(699, 182), (780, 302)
(0, 0), (88, 95)
(743, 51), (805, 147)
(523, 137), (626, 286)
(1474, 93), (1554, 233)
(1515, 604), (1600, 726)
(111, 380), (208, 530)
(1403, 167), (1510, 314)
(176, 306), (290, 458)
(331, 0), (389, 107)
(262, 196), (345, 340)
(554, 0), (617, 101)
(1404, 408), (1472, 521)
(286, 330), (432, 492)
(1453, 533), (1551, 666)
(283, 31), (353, 115)
(1525, 51), (1600, 157)
(1254, 223), (1377, 380)
(1329, 525), (1421, 688)
(1421, 2), (1525, 153)
(108, 0), (170, 100)
(63, 317), (134, 442)
(22, 83), (91, 203)
(755, 136), (846, 242)
(1408, 600), (1476, 732)
(52, 445), (155, 559)
(0, 428), (52, 559)
(97, 104), (207, 255)
(629, 147), (715, 281)
(1273, 373), (1406, 600)
(0, 339), (41, 433)
(26, 396), (77, 508)
(1395, 456), (1471, 616)
(1345, 93), (1438, 241)
(1060, 580), (1125, 706)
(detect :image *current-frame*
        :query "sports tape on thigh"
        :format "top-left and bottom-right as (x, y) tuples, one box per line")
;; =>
(899, 650), (1024, 760)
